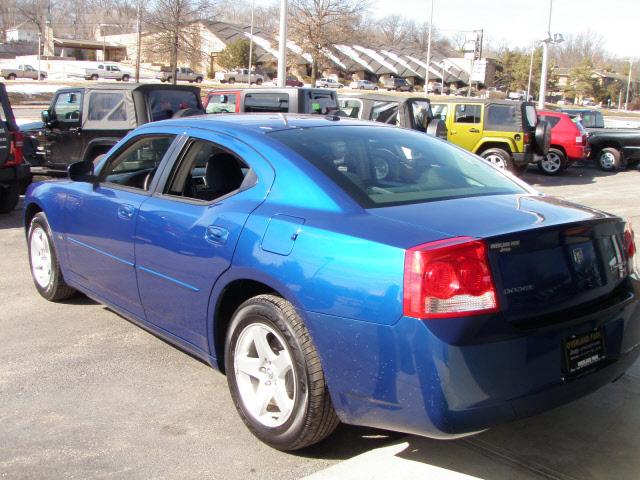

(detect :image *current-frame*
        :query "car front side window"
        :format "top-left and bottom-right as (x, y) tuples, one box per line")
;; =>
(101, 135), (176, 191)
(53, 92), (82, 123)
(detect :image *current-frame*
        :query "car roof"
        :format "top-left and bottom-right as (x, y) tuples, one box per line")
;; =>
(341, 92), (423, 103)
(149, 113), (392, 134)
(431, 98), (532, 107)
(55, 83), (200, 93)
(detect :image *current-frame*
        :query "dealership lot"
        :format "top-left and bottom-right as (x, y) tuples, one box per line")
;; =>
(1, 165), (639, 479)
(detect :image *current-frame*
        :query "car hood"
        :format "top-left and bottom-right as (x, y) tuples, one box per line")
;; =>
(19, 121), (44, 133)
(367, 193), (614, 241)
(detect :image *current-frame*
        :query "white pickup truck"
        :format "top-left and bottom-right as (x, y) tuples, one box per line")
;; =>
(159, 67), (204, 83)
(215, 69), (264, 85)
(1, 64), (47, 80)
(84, 64), (131, 81)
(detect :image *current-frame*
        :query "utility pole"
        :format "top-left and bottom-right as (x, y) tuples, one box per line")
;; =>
(248, 0), (255, 84)
(424, 0), (434, 97)
(135, 0), (142, 83)
(538, 0), (553, 109)
(625, 59), (633, 111)
(37, 31), (42, 81)
(276, 0), (288, 88)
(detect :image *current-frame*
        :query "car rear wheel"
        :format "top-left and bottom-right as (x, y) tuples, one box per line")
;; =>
(195, 77), (203, 83)
(538, 148), (566, 175)
(596, 147), (621, 171)
(7, 74), (16, 80)
(228, 77), (235, 84)
(0, 183), (20, 213)
(481, 148), (514, 172)
(225, 294), (339, 450)
(255, 78), (263, 85)
(28, 212), (76, 301)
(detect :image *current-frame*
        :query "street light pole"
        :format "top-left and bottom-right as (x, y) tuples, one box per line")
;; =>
(424, 0), (434, 97)
(526, 42), (535, 101)
(625, 59), (633, 111)
(276, 0), (288, 88)
(37, 31), (42, 81)
(538, 0), (553, 109)
(248, 0), (255, 84)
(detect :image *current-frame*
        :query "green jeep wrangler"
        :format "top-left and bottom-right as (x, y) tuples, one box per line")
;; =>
(431, 99), (550, 174)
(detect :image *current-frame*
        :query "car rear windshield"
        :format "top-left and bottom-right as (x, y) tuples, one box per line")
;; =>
(269, 126), (525, 208)
(148, 89), (201, 121)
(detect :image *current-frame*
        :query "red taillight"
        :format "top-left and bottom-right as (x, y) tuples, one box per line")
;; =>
(624, 222), (636, 272)
(5, 131), (24, 167)
(403, 237), (499, 319)
(523, 133), (531, 145)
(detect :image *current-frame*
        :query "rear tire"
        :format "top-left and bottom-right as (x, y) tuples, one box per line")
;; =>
(255, 78), (263, 85)
(538, 148), (566, 175)
(195, 77), (203, 83)
(225, 294), (339, 451)
(0, 183), (20, 213)
(228, 77), (235, 84)
(480, 148), (514, 172)
(28, 212), (76, 301)
(596, 147), (621, 171)
(7, 73), (16, 80)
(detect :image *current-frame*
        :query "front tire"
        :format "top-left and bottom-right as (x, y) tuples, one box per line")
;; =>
(91, 74), (98, 80)
(225, 294), (339, 450)
(122, 74), (130, 82)
(28, 212), (76, 301)
(538, 148), (566, 175)
(596, 147), (621, 171)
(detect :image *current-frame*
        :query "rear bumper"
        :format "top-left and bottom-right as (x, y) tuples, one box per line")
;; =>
(565, 145), (590, 162)
(305, 276), (640, 438)
(513, 152), (542, 166)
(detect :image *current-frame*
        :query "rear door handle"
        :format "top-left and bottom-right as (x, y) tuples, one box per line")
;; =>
(205, 225), (229, 245)
(469, 128), (480, 133)
(449, 129), (457, 135)
(117, 204), (135, 220)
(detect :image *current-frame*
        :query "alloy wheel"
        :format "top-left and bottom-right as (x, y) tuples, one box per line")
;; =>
(234, 322), (297, 428)
(541, 152), (562, 173)
(30, 226), (52, 288)
(484, 153), (507, 169)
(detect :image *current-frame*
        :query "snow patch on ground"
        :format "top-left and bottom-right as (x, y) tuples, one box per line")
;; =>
(4, 83), (70, 94)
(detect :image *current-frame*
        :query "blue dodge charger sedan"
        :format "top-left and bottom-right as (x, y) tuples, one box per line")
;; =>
(24, 114), (639, 450)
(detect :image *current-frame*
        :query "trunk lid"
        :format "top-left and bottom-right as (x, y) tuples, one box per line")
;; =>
(369, 194), (630, 324)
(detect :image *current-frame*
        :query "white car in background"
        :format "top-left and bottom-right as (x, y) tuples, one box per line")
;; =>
(315, 77), (344, 88)
(349, 79), (378, 90)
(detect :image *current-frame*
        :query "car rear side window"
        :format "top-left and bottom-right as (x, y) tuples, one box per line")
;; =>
(539, 115), (561, 129)
(338, 99), (362, 118)
(454, 104), (481, 124)
(269, 126), (525, 208)
(485, 104), (519, 131)
(305, 91), (338, 114)
(244, 93), (289, 113)
(164, 139), (252, 203)
(88, 92), (127, 121)
(148, 90), (200, 121)
(371, 101), (399, 124)
(431, 104), (448, 121)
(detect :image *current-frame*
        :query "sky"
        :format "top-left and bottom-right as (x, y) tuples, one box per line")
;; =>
(372, 0), (639, 59)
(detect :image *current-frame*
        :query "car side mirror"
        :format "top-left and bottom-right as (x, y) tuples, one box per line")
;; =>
(41, 110), (52, 124)
(68, 160), (98, 184)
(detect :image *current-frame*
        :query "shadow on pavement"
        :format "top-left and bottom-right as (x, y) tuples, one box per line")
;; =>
(522, 162), (620, 188)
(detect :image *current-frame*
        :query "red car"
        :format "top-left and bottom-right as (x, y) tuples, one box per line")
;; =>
(537, 110), (590, 175)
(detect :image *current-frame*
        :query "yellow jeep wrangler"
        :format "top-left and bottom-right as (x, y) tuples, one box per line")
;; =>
(431, 99), (550, 175)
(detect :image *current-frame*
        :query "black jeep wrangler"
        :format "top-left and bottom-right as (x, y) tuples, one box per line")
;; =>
(0, 83), (31, 213)
(22, 84), (204, 174)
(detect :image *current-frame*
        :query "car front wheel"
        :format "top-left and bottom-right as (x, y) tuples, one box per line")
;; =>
(538, 148), (566, 175)
(28, 212), (76, 301)
(225, 294), (339, 450)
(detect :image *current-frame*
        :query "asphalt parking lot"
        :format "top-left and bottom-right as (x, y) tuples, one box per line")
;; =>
(1, 164), (639, 480)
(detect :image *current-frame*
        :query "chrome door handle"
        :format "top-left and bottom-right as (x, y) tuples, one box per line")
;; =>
(469, 128), (480, 133)
(117, 204), (135, 220)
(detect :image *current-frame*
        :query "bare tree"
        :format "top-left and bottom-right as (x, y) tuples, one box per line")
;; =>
(289, 0), (368, 81)
(377, 15), (407, 46)
(553, 30), (607, 68)
(145, 0), (211, 84)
